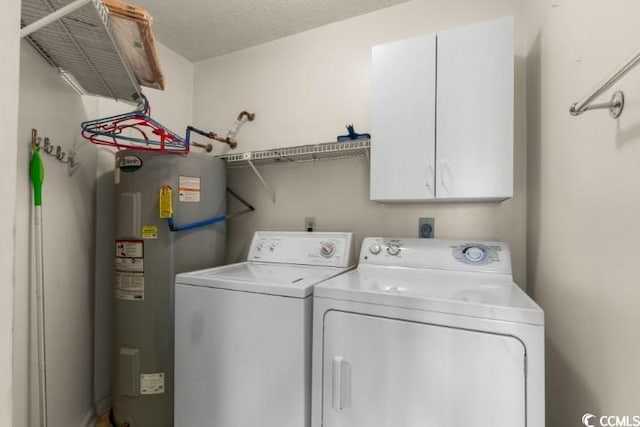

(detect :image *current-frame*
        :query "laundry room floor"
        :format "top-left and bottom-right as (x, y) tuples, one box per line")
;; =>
(95, 412), (110, 427)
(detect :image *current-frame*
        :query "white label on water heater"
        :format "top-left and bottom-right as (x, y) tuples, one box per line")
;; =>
(115, 257), (144, 272)
(140, 372), (165, 395)
(179, 176), (201, 202)
(115, 240), (144, 300)
(115, 272), (144, 300)
(116, 240), (144, 258)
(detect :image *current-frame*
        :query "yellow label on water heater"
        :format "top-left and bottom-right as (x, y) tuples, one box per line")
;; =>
(159, 186), (173, 219)
(141, 225), (158, 239)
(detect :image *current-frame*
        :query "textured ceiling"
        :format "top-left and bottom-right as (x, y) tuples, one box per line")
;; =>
(131, 0), (410, 62)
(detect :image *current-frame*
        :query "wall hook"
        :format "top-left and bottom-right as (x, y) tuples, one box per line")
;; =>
(32, 130), (82, 176)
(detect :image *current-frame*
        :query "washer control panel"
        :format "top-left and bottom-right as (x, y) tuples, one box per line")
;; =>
(360, 238), (511, 274)
(248, 231), (354, 267)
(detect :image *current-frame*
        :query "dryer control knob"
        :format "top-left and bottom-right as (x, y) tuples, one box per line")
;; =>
(320, 242), (336, 258)
(369, 243), (382, 255)
(464, 246), (485, 262)
(387, 244), (401, 256)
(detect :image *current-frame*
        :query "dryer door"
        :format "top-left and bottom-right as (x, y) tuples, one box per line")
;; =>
(322, 311), (526, 427)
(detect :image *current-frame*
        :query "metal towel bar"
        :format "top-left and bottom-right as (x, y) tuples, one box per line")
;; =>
(569, 44), (640, 118)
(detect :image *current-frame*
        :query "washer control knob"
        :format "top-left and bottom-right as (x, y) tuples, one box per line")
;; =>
(369, 243), (382, 255)
(256, 243), (264, 252)
(464, 246), (485, 262)
(269, 243), (277, 252)
(320, 242), (336, 258)
(387, 244), (401, 256)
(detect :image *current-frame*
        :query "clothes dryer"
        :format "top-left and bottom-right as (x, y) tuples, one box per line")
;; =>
(311, 238), (544, 427)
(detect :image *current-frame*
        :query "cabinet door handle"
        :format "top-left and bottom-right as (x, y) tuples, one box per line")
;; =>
(425, 162), (434, 192)
(440, 161), (452, 192)
(332, 356), (352, 411)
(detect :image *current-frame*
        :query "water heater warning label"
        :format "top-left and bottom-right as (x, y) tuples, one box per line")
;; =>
(179, 176), (200, 202)
(159, 186), (173, 219)
(115, 240), (144, 300)
(140, 372), (165, 395)
(115, 257), (143, 272)
(141, 225), (158, 239)
(116, 240), (143, 258)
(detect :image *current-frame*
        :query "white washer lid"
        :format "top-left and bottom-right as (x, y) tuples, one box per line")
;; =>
(314, 265), (544, 325)
(176, 262), (353, 298)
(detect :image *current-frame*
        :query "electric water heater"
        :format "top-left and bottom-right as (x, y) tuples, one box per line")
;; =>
(112, 150), (226, 426)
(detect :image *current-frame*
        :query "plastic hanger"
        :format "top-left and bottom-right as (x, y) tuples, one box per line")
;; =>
(81, 94), (216, 154)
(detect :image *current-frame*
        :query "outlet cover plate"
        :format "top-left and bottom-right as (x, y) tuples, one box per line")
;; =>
(305, 217), (316, 232)
(418, 217), (435, 238)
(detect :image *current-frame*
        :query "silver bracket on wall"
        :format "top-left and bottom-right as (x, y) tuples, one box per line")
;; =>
(570, 90), (625, 119)
(569, 41), (640, 119)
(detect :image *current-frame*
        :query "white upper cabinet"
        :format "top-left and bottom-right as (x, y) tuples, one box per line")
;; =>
(370, 16), (514, 202)
(370, 33), (437, 201)
(436, 17), (514, 201)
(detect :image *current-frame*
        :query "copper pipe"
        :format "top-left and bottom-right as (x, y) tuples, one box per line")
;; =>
(207, 132), (237, 149)
(237, 111), (255, 121)
(189, 111), (255, 151)
(191, 141), (213, 152)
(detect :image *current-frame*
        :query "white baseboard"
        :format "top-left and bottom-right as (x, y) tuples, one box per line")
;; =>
(94, 396), (111, 418)
(80, 407), (97, 427)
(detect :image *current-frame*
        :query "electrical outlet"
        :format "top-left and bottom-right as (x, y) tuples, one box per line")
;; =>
(418, 217), (435, 238)
(305, 217), (316, 232)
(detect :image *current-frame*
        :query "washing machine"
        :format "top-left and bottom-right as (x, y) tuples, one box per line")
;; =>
(175, 231), (354, 427)
(311, 238), (544, 427)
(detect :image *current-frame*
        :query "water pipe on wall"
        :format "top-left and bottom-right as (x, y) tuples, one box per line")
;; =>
(190, 110), (256, 151)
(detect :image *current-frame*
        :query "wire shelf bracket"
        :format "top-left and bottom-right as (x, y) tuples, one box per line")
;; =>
(217, 139), (370, 203)
(21, 0), (142, 103)
(246, 159), (276, 203)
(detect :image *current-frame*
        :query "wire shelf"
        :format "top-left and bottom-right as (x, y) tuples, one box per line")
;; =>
(218, 139), (370, 169)
(21, 0), (142, 102)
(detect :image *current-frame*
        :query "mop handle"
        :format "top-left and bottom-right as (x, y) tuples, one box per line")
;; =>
(30, 129), (48, 427)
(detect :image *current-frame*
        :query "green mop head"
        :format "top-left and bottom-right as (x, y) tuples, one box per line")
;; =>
(30, 143), (45, 207)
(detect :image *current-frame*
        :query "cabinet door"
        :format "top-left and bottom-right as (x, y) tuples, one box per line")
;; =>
(322, 311), (526, 427)
(370, 34), (436, 201)
(436, 17), (513, 200)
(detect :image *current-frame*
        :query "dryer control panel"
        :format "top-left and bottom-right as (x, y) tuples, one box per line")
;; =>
(248, 231), (354, 267)
(360, 237), (511, 274)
